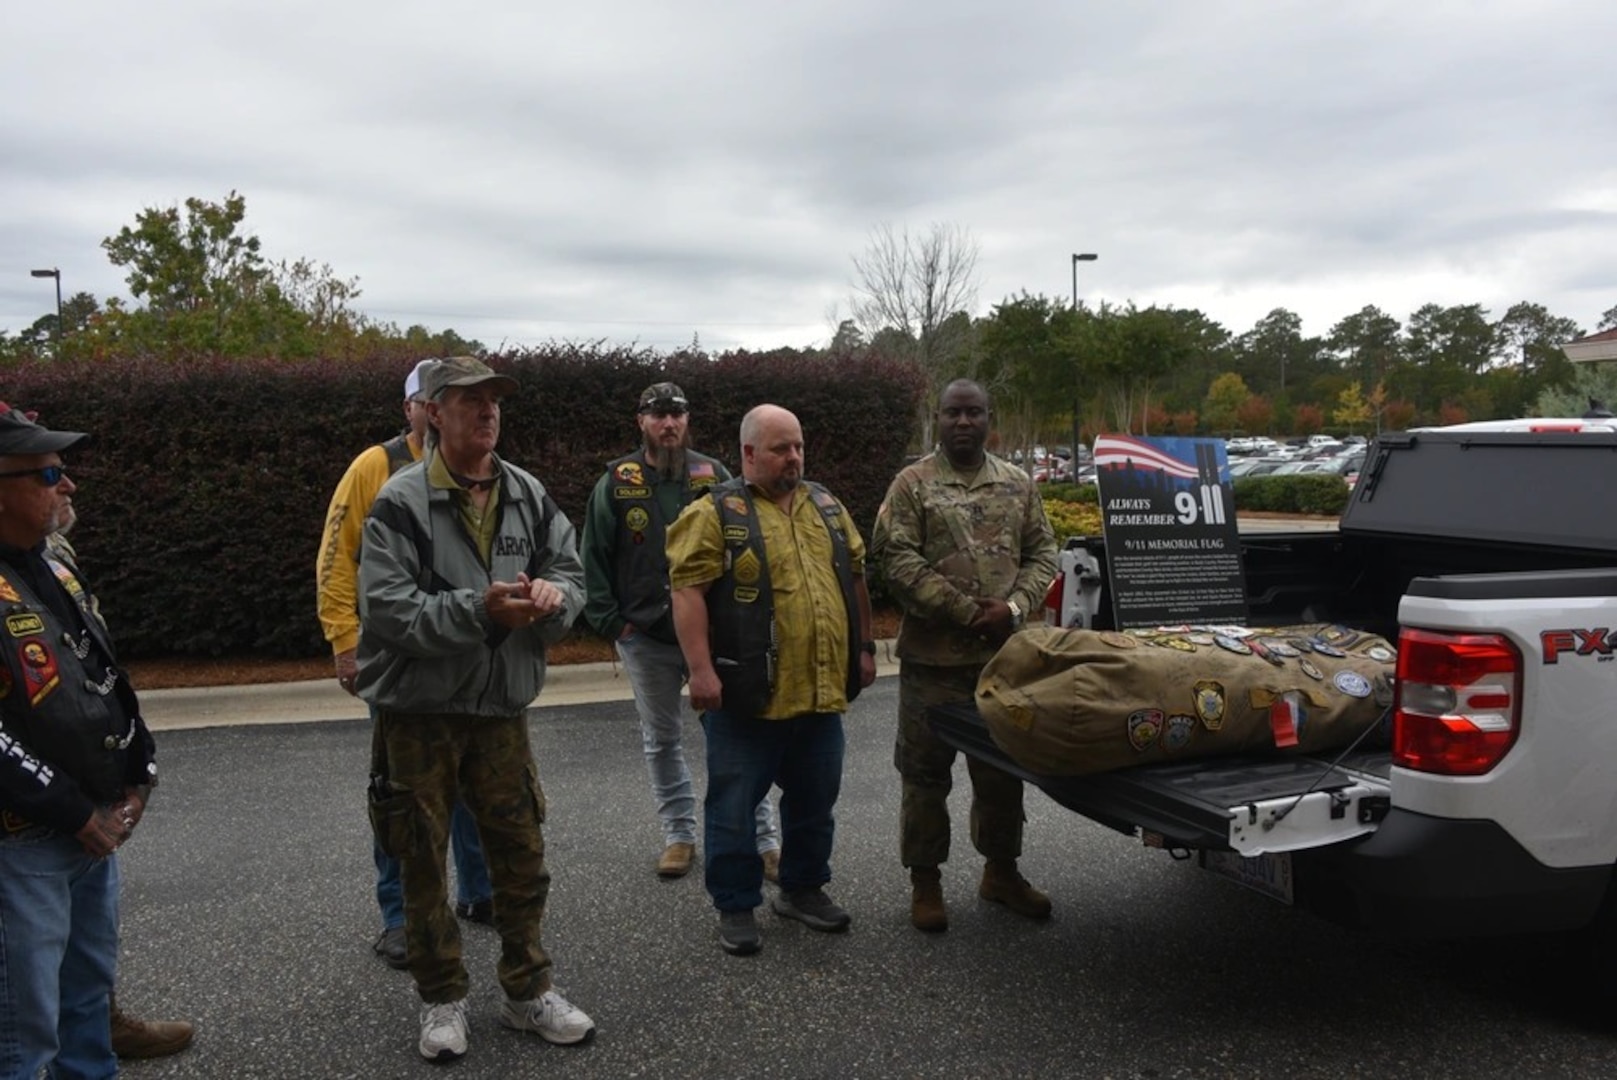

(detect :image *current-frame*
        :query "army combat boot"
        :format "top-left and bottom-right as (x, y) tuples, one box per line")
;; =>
(909, 866), (948, 932)
(979, 859), (1052, 920)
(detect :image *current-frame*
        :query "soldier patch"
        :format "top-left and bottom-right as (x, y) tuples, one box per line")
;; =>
(732, 548), (762, 586)
(1163, 714), (1196, 752)
(1333, 670), (1372, 699)
(18, 638), (59, 706)
(722, 495), (750, 517)
(6, 612), (43, 638)
(614, 486), (651, 500)
(1126, 709), (1164, 751)
(625, 507), (650, 532)
(614, 461), (645, 485)
(1214, 634), (1251, 655)
(1193, 680), (1226, 731)
(1310, 641), (1346, 658)
(1299, 658), (1325, 681)
(1098, 631), (1138, 649)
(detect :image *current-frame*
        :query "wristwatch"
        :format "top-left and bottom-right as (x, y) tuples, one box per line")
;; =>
(1006, 599), (1025, 629)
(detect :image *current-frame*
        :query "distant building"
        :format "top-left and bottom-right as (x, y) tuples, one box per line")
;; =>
(1562, 327), (1617, 363)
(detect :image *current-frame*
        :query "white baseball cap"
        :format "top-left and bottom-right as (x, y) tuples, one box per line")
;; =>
(404, 359), (439, 401)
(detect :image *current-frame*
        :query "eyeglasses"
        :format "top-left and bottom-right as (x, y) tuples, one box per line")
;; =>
(0, 465), (66, 485)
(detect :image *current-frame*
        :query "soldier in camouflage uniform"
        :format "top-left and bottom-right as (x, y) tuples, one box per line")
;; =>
(871, 379), (1059, 932)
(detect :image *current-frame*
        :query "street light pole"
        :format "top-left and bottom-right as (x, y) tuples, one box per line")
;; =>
(1070, 253), (1098, 471)
(29, 268), (62, 340)
(1071, 252), (1097, 310)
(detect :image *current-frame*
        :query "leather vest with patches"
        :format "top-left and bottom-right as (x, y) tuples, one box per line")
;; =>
(706, 479), (861, 716)
(608, 449), (724, 644)
(0, 553), (139, 805)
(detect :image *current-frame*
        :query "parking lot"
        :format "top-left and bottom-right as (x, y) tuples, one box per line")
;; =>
(114, 679), (1616, 1079)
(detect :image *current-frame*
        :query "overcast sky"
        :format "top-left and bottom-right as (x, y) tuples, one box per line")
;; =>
(5, 1), (1614, 352)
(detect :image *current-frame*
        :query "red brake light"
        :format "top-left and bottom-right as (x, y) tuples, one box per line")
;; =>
(1393, 627), (1521, 776)
(1042, 573), (1064, 625)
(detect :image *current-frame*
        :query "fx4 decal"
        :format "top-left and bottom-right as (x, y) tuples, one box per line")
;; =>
(1540, 628), (1616, 664)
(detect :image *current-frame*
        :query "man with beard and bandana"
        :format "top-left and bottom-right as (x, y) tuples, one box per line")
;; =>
(581, 383), (780, 881)
(871, 379), (1059, 933)
(666, 404), (876, 956)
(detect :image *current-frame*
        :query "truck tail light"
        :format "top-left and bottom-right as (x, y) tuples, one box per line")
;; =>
(1393, 627), (1521, 775)
(1042, 574), (1064, 626)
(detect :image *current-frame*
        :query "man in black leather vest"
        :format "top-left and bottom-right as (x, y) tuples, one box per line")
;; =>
(581, 383), (779, 880)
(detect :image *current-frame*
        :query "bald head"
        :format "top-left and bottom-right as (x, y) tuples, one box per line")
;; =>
(740, 404), (804, 499)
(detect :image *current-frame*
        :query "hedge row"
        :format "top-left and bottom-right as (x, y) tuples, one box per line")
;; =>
(3, 347), (927, 659)
(1045, 474), (1350, 517)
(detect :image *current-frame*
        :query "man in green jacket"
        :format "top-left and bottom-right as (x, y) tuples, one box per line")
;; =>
(357, 357), (594, 1062)
(580, 382), (779, 880)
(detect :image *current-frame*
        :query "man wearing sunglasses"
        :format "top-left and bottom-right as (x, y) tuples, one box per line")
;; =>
(581, 382), (780, 881)
(0, 404), (160, 1078)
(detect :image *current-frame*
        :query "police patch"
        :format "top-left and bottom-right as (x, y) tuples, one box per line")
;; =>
(1193, 680), (1226, 730)
(1366, 645), (1395, 663)
(1126, 709), (1164, 751)
(615, 462), (645, 485)
(1310, 641), (1346, 658)
(1163, 714), (1196, 752)
(6, 612), (43, 638)
(1214, 634), (1251, 655)
(1261, 638), (1300, 658)
(1299, 658), (1325, 681)
(1333, 670), (1372, 698)
(625, 507), (650, 531)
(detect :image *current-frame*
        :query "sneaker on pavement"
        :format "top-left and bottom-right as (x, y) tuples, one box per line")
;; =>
(760, 847), (780, 884)
(772, 887), (851, 933)
(500, 989), (596, 1045)
(718, 909), (762, 955)
(657, 841), (695, 878)
(373, 926), (408, 970)
(454, 898), (494, 925)
(110, 1007), (195, 1060)
(418, 999), (469, 1062)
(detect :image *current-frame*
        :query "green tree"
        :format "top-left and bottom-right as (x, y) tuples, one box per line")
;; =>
(1326, 305), (1402, 391)
(1202, 372), (1250, 434)
(1331, 382), (1374, 433)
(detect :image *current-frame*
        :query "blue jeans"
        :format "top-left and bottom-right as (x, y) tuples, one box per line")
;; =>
(0, 827), (119, 1080)
(617, 631), (778, 851)
(374, 800), (490, 930)
(700, 709), (844, 913)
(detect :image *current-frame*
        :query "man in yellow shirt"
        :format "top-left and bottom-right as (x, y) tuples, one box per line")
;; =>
(667, 404), (876, 956)
(315, 360), (492, 969)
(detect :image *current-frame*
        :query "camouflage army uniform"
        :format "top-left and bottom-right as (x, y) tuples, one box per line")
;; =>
(871, 450), (1057, 869)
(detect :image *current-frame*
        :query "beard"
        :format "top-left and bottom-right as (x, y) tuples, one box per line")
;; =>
(645, 441), (687, 474)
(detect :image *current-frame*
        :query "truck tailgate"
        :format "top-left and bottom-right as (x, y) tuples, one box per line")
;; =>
(928, 701), (1391, 856)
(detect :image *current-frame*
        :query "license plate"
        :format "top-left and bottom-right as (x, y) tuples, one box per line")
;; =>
(1200, 849), (1294, 904)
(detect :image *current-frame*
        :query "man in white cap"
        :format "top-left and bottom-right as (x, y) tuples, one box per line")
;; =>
(315, 360), (492, 970)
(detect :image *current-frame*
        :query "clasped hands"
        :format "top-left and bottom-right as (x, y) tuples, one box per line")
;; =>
(969, 597), (1015, 646)
(76, 786), (146, 858)
(485, 573), (563, 631)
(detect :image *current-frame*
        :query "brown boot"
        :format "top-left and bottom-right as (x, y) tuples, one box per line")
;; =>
(760, 848), (781, 885)
(110, 999), (195, 1060)
(909, 866), (948, 932)
(657, 841), (695, 878)
(979, 860), (1052, 920)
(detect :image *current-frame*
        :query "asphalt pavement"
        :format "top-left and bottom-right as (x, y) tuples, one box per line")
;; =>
(115, 654), (1617, 1080)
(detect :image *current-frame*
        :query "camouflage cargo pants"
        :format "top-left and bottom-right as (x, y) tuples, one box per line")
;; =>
(895, 661), (1025, 868)
(377, 709), (552, 1004)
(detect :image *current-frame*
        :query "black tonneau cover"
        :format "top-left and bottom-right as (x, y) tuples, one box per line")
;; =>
(1346, 429), (1617, 554)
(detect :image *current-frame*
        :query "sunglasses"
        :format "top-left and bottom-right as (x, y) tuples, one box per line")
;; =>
(0, 465), (66, 485)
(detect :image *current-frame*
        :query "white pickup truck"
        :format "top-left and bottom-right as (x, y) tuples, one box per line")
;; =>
(927, 418), (1617, 989)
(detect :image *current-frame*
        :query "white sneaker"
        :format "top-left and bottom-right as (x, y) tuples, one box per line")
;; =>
(418, 999), (469, 1061)
(499, 989), (596, 1045)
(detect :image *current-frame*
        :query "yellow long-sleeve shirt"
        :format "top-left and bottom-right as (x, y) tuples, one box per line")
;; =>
(315, 433), (421, 655)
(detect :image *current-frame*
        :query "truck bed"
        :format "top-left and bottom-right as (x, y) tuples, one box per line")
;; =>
(928, 701), (1391, 855)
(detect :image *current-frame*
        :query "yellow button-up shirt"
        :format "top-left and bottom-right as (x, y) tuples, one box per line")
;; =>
(667, 482), (866, 719)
